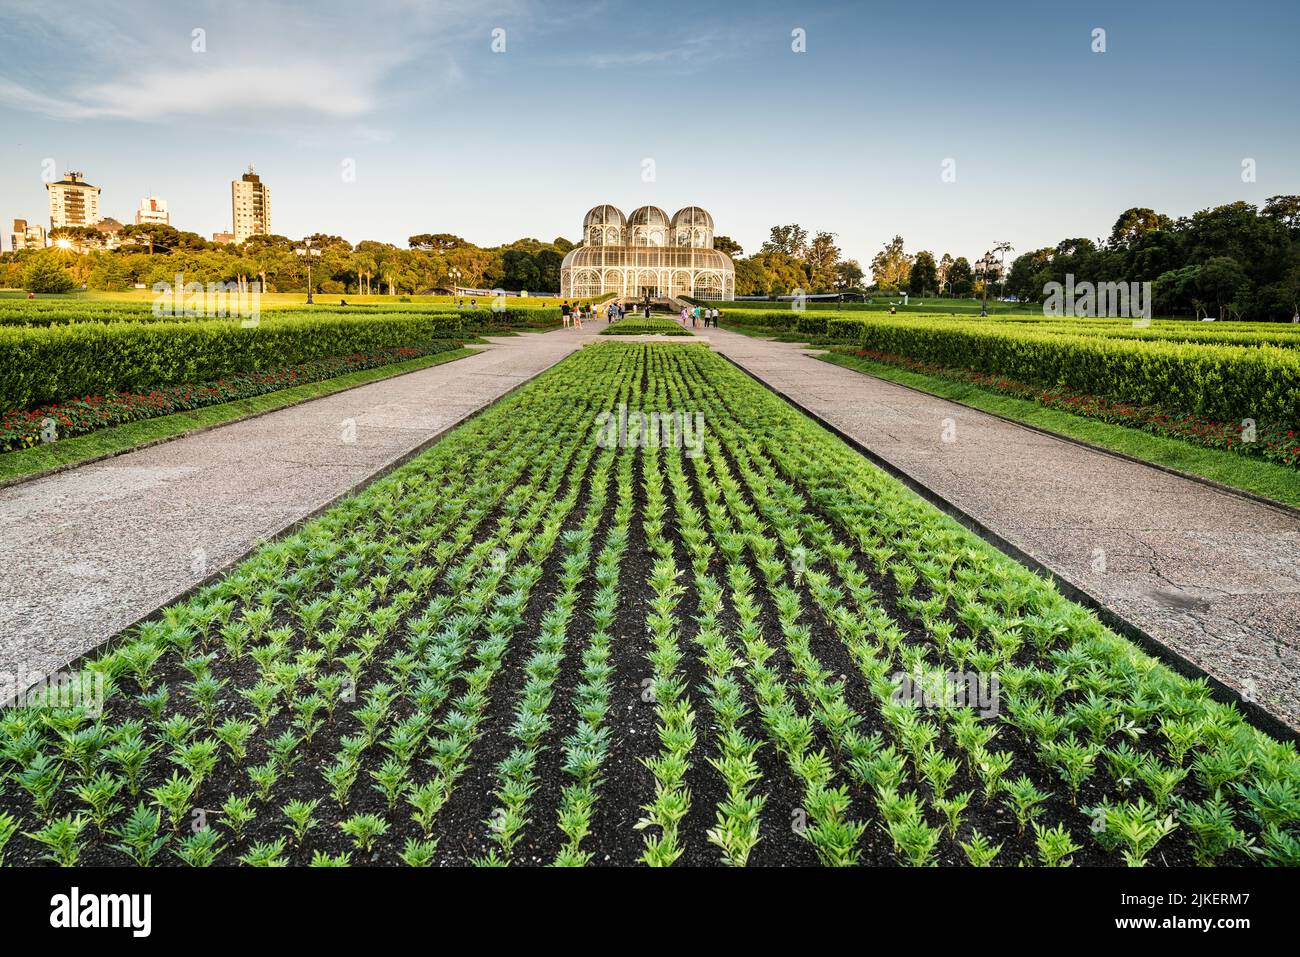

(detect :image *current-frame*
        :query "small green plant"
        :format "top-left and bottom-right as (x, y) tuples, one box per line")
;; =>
(74, 770), (124, 831)
(1034, 822), (1082, 866)
(240, 837), (289, 866)
(310, 850), (352, 866)
(399, 838), (439, 866)
(1001, 775), (1051, 835)
(110, 802), (169, 865)
(16, 753), (63, 816)
(1174, 795), (1252, 865)
(220, 795), (257, 842)
(0, 811), (20, 866)
(1090, 798), (1177, 866)
(26, 814), (89, 866)
(149, 772), (197, 830)
(215, 719), (255, 762)
(960, 829), (1003, 866)
(974, 748), (1013, 803)
(105, 734), (155, 796)
(282, 798), (321, 845)
(934, 791), (973, 838)
(340, 813), (389, 853)
(173, 827), (225, 867)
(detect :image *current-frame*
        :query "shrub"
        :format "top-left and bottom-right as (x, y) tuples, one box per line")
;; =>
(22, 254), (77, 294)
(0, 314), (466, 410)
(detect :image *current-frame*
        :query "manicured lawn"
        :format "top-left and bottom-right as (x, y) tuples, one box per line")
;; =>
(0, 348), (479, 485)
(817, 351), (1300, 509)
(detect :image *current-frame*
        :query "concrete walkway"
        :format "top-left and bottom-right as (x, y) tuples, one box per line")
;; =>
(705, 327), (1300, 733)
(0, 328), (601, 699)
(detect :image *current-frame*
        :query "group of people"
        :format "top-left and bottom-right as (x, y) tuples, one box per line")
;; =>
(559, 299), (722, 329)
(561, 300), (628, 328)
(680, 304), (721, 328)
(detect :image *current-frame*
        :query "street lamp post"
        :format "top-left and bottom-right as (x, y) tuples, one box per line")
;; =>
(979, 250), (995, 317)
(448, 267), (461, 298)
(295, 238), (322, 305)
(992, 240), (1013, 304)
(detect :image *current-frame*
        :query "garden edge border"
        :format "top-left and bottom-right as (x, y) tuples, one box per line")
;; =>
(718, 352), (1300, 745)
(809, 346), (1300, 520)
(0, 344), (572, 710)
(0, 347), (483, 493)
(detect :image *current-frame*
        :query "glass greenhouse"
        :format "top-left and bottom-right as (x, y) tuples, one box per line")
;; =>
(560, 204), (735, 300)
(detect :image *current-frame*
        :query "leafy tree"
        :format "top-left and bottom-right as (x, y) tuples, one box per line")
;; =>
(870, 235), (911, 291)
(947, 257), (974, 298)
(760, 225), (809, 258)
(23, 253), (77, 293)
(1108, 208), (1172, 249)
(834, 259), (865, 291)
(87, 253), (129, 291)
(1196, 256), (1249, 319)
(909, 251), (938, 296)
(713, 235), (744, 258)
(805, 231), (841, 292)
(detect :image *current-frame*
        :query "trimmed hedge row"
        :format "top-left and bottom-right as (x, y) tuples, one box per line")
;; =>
(0, 313), (469, 410)
(824, 316), (1300, 424)
(0, 303), (559, 327)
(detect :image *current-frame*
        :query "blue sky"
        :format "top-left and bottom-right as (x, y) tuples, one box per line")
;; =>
(2, 0), (1297, 267)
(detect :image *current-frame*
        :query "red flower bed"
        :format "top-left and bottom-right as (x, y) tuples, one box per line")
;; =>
(1, 343), (456, 453)
(843, 347), (1300, 470)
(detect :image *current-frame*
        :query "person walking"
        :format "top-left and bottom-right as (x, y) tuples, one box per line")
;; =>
(561, 300), (571, 328)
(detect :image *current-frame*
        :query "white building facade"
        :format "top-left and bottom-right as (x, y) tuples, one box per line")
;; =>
(560, 204), (735, 300)
(46, 172), (101, 229)
(135, 196), (170, 226)
(10, 219), (46, 251)
(231, 167), (271, 243)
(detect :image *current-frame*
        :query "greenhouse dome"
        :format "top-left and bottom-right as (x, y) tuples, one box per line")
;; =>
(561, 204), (734, 300)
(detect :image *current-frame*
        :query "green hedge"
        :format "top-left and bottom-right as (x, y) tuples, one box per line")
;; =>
(828, 317), (1300, 424)
(0, 314), (468, 410)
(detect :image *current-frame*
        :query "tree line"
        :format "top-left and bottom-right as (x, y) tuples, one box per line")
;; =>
(1, 225), (575, 296)
(8, 197), (1297, 318)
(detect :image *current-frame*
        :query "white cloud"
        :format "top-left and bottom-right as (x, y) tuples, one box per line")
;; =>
(0, 0), (528, 123)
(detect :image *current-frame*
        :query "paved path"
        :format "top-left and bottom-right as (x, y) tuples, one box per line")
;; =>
(0, 329), (600, 699)
(705, 328), (1300, 732)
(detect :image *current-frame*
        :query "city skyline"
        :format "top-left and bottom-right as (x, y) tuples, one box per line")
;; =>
(1, 0), (1297, 264)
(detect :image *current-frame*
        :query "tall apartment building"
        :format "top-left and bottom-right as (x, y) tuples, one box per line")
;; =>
(10, 219), (47, 251)
(231, 166), (271, 243)
(46, 171), (101, 229)
(135, 196), (170, 226)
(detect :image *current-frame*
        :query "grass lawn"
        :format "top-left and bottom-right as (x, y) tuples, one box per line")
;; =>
(0, 347), (480, 485)
(817, 350), (1300, 509)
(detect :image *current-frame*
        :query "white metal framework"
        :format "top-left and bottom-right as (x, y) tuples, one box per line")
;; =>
(561, 204), (735, 300)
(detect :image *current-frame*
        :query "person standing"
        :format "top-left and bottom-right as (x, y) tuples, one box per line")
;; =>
(561, 301), (571, 328)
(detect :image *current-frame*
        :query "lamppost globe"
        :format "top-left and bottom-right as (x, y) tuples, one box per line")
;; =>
(295, 237), (323, 305)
